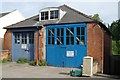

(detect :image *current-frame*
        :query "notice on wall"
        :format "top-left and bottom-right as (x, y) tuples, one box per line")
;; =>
(66, 51), (74, 57)
(21, 44), (27, 49)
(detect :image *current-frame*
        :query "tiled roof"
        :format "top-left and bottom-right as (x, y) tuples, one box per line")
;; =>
(4, 4), (95, 29)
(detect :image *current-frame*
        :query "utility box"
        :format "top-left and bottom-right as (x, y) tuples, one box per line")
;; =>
(82, 56), (93, 77)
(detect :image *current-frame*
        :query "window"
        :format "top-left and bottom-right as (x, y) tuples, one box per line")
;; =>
(48, 28), (54, 45)
(76, 27), (85, 45)
(22, 33), (27, 44)
(50, 10), (59, 19)
(29, 32), (34, 44)
(66, 27), (74, 45)
(41, 11), (49, 20)
(57, 28), (64, 45)
(14, 33), (20, 44)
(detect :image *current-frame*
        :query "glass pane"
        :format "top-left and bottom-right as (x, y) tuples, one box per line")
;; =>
(41, 11), (48, 20)
(57, 28), (60, 36)
(66, 37), (69, 45)
(48, 29), (51, 36)
(48, 37), (50, 44)
(55, 10), (59, 18)
(45, 11), (48, 20)
(22, 33), (27, 44)
(57, 37), (60, 45)
(61, 37), (64, 44)
(71, 28), (74, 35)
(77, 27), (80, 35)
(76, 36), (80, 45)
(66, 28), (69, 36)
(52, 29), (54, 36)
(81, 36), (85, 45)
(71, 37), (74, 45)
(41, 12), (44, 20)
(15, 33), (20, 44)
(66, 27), (74, 45)
(29, 33), (34, 44)
(61, 28), (64, 36)
(50, 10), (59, 19)
(50, 11), (54, 19)
(81, 27), (85, 35)
(52, 37), (54, 44)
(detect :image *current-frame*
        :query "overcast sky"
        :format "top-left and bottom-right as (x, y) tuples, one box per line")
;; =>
(0, 0), (119, 25)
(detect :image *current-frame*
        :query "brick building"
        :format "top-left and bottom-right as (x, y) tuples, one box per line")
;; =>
(3, 5), (111, 73)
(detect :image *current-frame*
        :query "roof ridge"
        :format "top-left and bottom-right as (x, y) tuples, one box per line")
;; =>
(61, 4), (95, 21)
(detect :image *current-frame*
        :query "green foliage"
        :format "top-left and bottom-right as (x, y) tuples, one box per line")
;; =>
(110, 19), (120, 55)
(29, 61), (36, 66)
(110, 19), (120, 41)
(38, 60), (47, 66)
(2, 57), (11, 63)
(90, 14), (103, 22)
(29, 60), (47, 66)
(17, 58), (28, 64)
(112, 40), (120, 55)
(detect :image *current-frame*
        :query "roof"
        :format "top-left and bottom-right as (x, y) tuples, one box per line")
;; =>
(58, 5), (94, 23)
(4, 4), (95, 29)
(0, 12), (10, 18)
(3, 4), (110, 35)
(3, 15), (39, 29)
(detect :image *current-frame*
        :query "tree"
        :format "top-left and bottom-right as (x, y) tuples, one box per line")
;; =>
(109, 19), (120, 55)
(89, 14), (103, 22)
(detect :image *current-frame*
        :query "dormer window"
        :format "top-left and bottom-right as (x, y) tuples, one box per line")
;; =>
(41, 11), (49, 20)
(39, 7), (66, 21)
(50, 10), (59, 19)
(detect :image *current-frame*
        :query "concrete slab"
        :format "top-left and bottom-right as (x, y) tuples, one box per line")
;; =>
(2, 62), (120, 79)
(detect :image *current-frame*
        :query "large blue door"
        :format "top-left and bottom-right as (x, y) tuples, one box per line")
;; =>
(46, 23), (87, 68)
(12, 32), (34, 61)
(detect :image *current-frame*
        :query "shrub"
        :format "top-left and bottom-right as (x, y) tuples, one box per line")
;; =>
(2, 57), (11, 63)
(17, 58), (28, 64)
(29, 61), (36, 66)
(38, 60), (47, 66)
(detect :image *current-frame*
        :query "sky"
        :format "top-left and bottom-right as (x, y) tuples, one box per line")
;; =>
(0, 0), (119, 25)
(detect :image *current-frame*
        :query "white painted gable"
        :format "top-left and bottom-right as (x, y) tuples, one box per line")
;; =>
(0, 10), (25, 38)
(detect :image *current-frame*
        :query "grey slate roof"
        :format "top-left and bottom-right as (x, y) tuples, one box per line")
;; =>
(4, 4), (96, 29)
(58, 5), (94, 23)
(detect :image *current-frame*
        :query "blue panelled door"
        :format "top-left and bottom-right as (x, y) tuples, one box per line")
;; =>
(12, 32), (34, 61)
(46, 23), (87, 68)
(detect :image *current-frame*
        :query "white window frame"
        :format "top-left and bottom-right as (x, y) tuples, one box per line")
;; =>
(39, 8), (60, 21)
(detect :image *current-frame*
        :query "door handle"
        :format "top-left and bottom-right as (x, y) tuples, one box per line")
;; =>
(25, 48), (29, 52)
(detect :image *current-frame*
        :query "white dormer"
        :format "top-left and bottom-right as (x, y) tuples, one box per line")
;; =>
(39, 7), (66, 21)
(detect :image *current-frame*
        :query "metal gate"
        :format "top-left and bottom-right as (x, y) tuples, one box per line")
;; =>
(12, 32), (34, 61)
(46, 23), (87, 68)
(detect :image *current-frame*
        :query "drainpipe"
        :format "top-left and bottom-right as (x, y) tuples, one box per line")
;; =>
(35, 22), (39, 65)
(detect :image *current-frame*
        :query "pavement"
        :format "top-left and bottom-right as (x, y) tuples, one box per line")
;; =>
(1, 62), (120, 79)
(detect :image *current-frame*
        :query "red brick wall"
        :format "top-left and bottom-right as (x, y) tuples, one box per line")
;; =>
(3, 29), (12, 54)
(38, 27), (46, 60)
(87, 23), (104, 73)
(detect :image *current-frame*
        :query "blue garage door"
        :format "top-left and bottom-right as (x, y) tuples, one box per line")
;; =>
(46, 23), (87, 68)
(12, 32), (34, 61)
